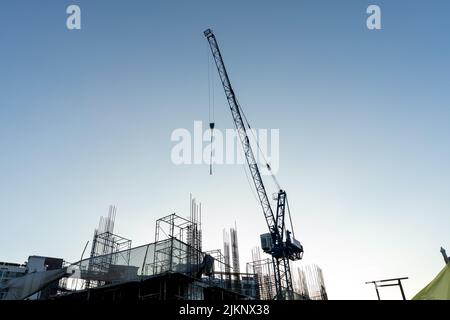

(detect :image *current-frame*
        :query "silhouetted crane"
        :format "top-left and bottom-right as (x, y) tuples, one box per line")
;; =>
(204, 28), (304, 299)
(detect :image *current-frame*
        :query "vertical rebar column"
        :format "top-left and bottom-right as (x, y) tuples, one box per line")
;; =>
(223, 230), (231, 288)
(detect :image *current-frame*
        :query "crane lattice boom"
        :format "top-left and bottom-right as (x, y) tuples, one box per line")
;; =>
(204, 28), (303, 300)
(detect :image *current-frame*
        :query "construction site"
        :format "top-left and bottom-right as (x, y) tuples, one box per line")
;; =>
(1, 25), (449, 303)
(0, 27), (328, 302)
(1, 196), (327, 301)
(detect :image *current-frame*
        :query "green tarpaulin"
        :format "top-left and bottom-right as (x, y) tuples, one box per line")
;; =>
(412, 264), (450, 300)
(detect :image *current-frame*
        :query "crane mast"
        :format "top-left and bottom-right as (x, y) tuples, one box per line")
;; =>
(204, 29), (303, 299)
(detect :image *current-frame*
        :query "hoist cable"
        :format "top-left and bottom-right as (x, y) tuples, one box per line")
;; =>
(207, 43), (215, 175)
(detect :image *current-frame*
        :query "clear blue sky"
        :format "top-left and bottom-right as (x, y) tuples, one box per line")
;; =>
(1, 0), (449, 299)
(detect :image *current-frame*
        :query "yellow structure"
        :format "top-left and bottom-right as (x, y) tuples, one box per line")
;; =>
(413, 264), (450, 300)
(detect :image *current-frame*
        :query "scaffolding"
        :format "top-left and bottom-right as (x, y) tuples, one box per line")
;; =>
(205, 249), (230, 274)
(85, 206), (132, 289)
(247, 257), (276, 300)
(153, 203), (203, 277)
(60, 235), (259, 300)
(55, 196), (262, 300)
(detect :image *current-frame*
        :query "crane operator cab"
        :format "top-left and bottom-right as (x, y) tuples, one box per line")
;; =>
(260, 231), (303, 261)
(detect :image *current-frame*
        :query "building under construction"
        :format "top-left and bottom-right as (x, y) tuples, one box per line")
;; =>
(246, 248), (328, 301)
(54, 198), (260, 301)
(55, 197), (327, 301)
(0, 197), (327, 301)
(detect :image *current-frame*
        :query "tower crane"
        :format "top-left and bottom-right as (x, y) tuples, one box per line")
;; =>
(204, 29), (304, 299)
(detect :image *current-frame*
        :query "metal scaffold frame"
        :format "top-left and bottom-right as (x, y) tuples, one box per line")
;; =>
(153, 196), (203, 277)
(247, 258), (276, 300)
(85, 206), (132, 289)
